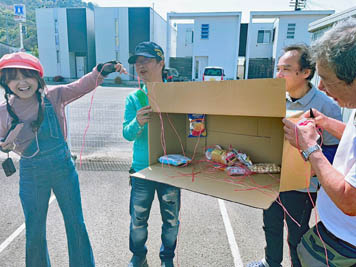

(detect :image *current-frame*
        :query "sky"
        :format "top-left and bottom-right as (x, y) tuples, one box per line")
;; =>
(83, 0), (356, 22)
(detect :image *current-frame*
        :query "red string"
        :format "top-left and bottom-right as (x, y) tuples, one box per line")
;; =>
(295, 120), (330, 267)
(79, 65), (107, 166)
(80, 70), (331, 267)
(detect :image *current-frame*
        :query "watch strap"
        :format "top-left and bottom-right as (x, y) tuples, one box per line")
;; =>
(301, 144), (321, 161)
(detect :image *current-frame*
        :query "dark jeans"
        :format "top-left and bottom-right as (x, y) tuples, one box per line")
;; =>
(263, 191), (317, 267)
(129, 176), (181, 261)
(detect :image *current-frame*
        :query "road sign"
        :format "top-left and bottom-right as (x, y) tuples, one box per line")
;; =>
(13, 4), (26, 22)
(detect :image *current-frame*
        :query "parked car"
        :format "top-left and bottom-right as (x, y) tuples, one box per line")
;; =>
(164, 67), (182, 82)
(203, 66), (225, 81)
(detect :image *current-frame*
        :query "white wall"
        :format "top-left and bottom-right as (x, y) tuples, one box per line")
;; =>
(150, 10), (176, 58)
(170, 25), (177, 58)
(192, 15), (240, 80)
(272, 14), (331, 76)
(176, 24), (194, 57)
(248, 23), (274, 58)
(94, 7), (130, 80)
(36, 8), (71, 78)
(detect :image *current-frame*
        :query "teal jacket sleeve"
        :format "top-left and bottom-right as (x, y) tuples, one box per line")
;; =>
(122, 94), (144, 141)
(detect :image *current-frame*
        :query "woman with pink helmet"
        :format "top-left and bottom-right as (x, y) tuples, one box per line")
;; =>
(0, 52), (126, 266)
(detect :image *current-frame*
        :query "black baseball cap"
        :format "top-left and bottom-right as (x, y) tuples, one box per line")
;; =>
(128, 41), (164, 64)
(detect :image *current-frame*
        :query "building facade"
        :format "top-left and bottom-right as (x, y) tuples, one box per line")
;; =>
(245, 10), (334, 79)
(36, 7), (175, 80)
(36, 8), (96, 79)
(168, 12), (241, 81)
(95, 7), (176, 80)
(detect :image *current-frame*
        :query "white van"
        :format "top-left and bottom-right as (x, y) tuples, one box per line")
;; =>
(203, 66), (225, 81)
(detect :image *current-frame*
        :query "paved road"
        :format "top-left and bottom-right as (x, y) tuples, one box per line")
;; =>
(0, 86), (301, 266)
(1, 168), (297, 267)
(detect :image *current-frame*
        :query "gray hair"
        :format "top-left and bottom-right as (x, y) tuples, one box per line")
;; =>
(311, 18), (356, 85)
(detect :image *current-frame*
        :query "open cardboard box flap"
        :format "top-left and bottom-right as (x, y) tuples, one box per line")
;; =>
(132, 79), (311, 209)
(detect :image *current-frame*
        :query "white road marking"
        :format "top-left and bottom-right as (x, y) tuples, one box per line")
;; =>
(0, 195), (56, 254)
(218, 199), (244, 267)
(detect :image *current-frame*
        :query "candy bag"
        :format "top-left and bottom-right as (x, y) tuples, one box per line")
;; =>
(226, 166), (251, 176)
(188, 114), (207, 137)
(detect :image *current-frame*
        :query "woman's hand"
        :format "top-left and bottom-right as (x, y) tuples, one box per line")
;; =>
(97, 61), (128, 76)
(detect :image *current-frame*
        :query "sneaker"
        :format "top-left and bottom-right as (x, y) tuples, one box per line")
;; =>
(128, 256), (149, 267)
(161, 259), (174, 267)
(246, 259), (270, 267)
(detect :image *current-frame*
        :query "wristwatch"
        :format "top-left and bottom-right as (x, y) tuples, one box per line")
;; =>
(301, 144), (321, 161)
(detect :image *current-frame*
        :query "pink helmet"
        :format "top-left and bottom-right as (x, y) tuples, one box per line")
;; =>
(0, 52), (44, 77)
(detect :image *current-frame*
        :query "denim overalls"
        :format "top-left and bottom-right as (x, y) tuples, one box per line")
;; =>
(19, 97), (95, 267)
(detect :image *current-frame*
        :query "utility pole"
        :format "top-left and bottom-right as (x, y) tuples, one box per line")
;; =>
(289, 0), (306, 11)
(5, 13), (9, 44)
(13, 4), (26, 51)
(19, 22), (24, 49)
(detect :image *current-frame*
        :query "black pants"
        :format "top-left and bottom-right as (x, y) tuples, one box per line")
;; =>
(263, 191), (317, 267)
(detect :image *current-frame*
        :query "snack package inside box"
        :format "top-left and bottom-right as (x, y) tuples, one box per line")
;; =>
(188, 114), (207, 137)
(158, 154), (192, 166)
(205, 145), (280, 176)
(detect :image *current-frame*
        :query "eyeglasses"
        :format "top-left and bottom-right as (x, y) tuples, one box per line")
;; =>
(135, 57), (155, 66)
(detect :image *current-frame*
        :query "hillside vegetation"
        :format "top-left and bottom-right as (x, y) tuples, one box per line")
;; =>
(0, 0), (95, 55)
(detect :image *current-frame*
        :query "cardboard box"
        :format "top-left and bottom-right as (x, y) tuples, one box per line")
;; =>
(132, 79), (311, 209)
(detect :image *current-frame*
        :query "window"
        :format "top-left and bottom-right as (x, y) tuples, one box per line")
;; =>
(204, 68), (223, 76)
(185, 29), (193, 45)
(201, 24), (209, 39)
(56, 50), (60, 63)
(54, 19), (58, 34)
(257, 30), (271, 44)
(287, 23), (296, 39)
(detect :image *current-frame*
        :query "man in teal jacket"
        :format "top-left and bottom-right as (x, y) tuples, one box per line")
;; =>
(123, 42), (181, 267)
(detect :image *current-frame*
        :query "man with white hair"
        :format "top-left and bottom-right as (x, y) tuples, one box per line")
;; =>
(283, 18), (356, 266)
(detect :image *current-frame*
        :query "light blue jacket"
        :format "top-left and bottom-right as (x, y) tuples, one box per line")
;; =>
(123, 85), (149, 172)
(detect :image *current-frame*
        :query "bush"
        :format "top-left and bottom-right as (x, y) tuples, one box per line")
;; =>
(53, 75), (64, 82)
(114, 76), (122, 84)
